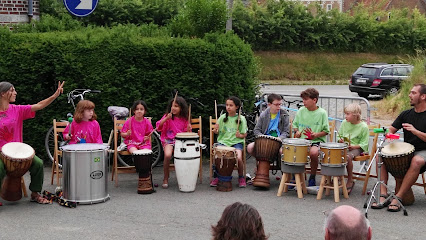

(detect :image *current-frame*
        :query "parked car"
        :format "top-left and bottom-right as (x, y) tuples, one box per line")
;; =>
(349, 63), (414, 98)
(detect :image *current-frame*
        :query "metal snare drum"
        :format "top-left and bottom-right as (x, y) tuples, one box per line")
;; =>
(281, 138), (311, 166)
(61, 143), (110, 204)
(319, 142), (348, 167)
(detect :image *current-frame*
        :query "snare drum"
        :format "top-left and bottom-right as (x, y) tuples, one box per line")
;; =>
(213, 145), (237, 192)
(381, 141), (415, 179)
(0, 142), (35, 201)
(174, 132), (201, 192)
(61, 144), (110, 204)
(133, 149), (154, 194)
(253, 135), (282, 188)
(319, 142), (348, 167)
(281, 138), (311, 166)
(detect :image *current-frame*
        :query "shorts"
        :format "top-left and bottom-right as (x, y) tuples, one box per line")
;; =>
(414, 150), (426, 173)
(311, 142), (321, 147)
(217, 143), (243, 150)
(162, 139), (175, 148)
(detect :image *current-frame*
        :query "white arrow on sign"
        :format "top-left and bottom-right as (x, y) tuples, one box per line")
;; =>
(75, 0), (92, 10)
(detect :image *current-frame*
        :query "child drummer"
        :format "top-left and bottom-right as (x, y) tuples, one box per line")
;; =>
(247, 93), (290, 157)
(292, 88), (329, 187)
(337, 103), (369, 194)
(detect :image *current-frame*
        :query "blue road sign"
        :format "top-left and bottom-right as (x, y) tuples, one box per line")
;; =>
(63, 0), (98, 17)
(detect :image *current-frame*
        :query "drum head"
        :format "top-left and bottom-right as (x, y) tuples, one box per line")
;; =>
(282, 138), (311, 146)
(320, 142), (347, 149)
(215, 146), (236, 151)
(256, 135), (282, 143)
(382, 141), (414, 157)
(175, 132), (199, 139)
(133, 149), (152, 155)
(1, 142), (35, 159)
(61, 143), (109, 151)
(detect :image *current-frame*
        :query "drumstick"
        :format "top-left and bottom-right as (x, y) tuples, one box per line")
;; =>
(236, 105), (242, 131)
(188, 104), (191, 132)
(348, 134), (351, 146)
(215, 100), (218, 120)
(173, 91), (178, 107)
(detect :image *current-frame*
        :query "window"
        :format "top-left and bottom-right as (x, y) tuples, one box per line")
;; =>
(381, 68), (393, 76)
(326, 4), (332, 11)
(394, 67), (409, 76)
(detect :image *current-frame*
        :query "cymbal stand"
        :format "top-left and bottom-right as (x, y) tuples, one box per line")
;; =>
(363, 133), (408, 218)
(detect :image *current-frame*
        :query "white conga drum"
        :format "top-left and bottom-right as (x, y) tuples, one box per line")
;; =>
(61, 143), (110, 204)
(0, 142), (35, 201)
(174, 132), (201, 192)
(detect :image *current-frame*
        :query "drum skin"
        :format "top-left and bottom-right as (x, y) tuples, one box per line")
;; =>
(214, 146), (237, 192)
(320, 143), (348, 167)
(281, 138), (311, 166)
(0, 142), (35, 201)
(133, 149), (154, 194)
(254, 135), (282, 161)
(381, 142), (415, 179)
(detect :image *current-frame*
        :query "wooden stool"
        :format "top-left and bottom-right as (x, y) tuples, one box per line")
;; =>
(317, 166), (348, 203)
(277, 165), (307, 199)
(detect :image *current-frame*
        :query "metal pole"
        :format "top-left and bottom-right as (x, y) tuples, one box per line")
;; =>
(225, 0), (234, 32)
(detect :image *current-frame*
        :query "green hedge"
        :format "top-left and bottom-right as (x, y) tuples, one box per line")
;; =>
(0, 27), (258, 161)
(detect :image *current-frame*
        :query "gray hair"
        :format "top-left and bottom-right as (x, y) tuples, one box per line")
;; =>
(324, 207), (370, 240)
(0, 82), (13, 95)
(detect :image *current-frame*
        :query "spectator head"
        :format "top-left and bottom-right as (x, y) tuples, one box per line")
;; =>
(212, 202), (268, 240)
(324, 205), (372, 240)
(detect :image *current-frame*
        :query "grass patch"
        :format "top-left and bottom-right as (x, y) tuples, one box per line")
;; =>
(256, 51), (408, 85)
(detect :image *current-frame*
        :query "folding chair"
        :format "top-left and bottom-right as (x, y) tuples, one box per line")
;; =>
(51, 119), (68, 186)
(209, 116), (246, 182)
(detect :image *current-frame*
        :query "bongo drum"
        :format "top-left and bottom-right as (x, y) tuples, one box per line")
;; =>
(133, 149), (154, 194)
(253, 135), (282, 188)
(0, 142), (34, 201)
(281, 138), (311, 166)
(381, 141), (415, 179)
(213, 145), (237, 192)
(319, 142), (348, 167)
(174, 132), (201, 192)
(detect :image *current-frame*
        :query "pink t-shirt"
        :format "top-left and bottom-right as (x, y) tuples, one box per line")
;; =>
(121, 116), (153, 149)
(0, 104), (35, 150)
(63, 120), (103, 144)
(156, 114), (189, 145)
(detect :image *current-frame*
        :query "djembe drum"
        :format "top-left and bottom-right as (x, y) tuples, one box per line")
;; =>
(253, 135), (282, 188)
(213, 146), (237, 192)
(0, 142), (35, 201)
(133, 149), (155, 194)
(381, 141), (416, 205)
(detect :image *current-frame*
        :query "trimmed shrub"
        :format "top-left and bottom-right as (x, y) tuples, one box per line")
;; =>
(0, 27), (258, 161)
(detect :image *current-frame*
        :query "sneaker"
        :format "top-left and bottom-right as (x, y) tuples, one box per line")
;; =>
(308, 178), (316, 187)
(239, 177), (246, 188)
(288, 175), (296, 190)
(210, 178), (219, 187)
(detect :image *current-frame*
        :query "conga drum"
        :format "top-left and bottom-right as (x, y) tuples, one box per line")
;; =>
(281, 138), (311, 166)
(213, 146), (237, 192)
(174, 132), (201, 192)
(253, 135), (282, 188)
(319, 142), (348, 167)
(0, 142), (34, 201)
(133, 149), (154, 194)
(381, 141), (415, 205)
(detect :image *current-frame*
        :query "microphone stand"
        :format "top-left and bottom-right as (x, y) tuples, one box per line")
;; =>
(363, 129), (408, 217)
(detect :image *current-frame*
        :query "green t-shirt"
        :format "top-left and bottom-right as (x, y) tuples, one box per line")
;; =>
(338, 120), (369, 152)
(292, 106), (329, 143)
(217, 114), (247, 146)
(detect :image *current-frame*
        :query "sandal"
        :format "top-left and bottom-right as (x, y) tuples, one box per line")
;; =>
(388, 196), (402, 212)
(346, 181), (355, 195)
(30, 194), (52, 204)
(371, 194), (390, 209)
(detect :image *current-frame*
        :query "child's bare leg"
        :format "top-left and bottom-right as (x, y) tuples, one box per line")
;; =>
(236, 149), (244, 176)
(163, 144), (173, 185)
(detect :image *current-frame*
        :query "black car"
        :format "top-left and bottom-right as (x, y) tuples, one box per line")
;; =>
(349, 63), (414, 98)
